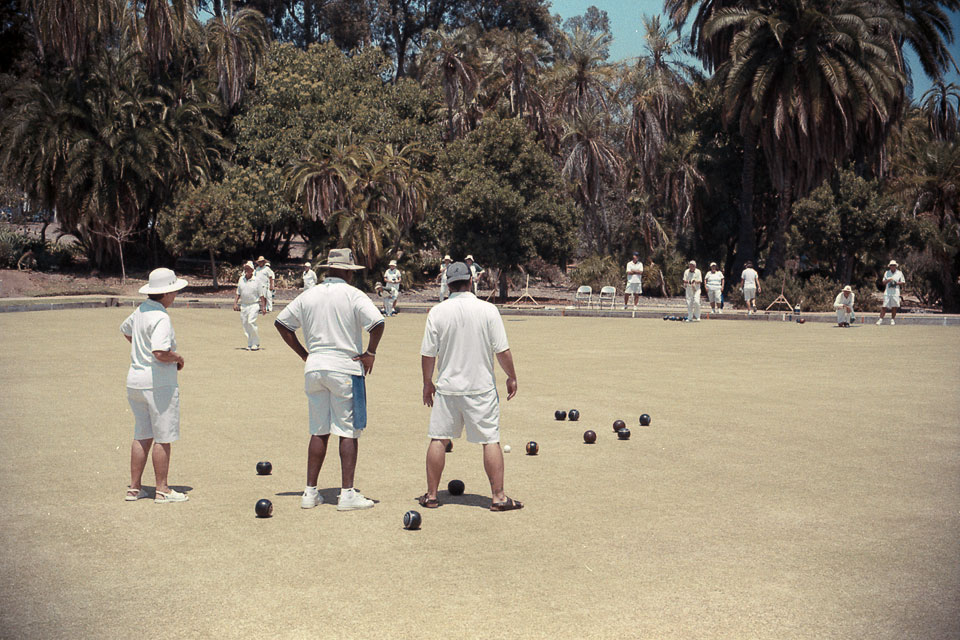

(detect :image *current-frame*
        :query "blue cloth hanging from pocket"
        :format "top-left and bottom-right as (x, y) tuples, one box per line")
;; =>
(352, 375), (367, 431)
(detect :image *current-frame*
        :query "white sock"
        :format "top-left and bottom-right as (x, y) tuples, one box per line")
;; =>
(304, 486), (317, 494)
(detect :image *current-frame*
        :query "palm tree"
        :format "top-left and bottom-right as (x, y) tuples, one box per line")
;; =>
(560, 108), (623, 251)
(480, 28), (553, 141)
(661, 131), (710, 240)
(27, 0), (121, 67)
(421, 27), (480, 141)
(706, 0), (905, 272)
(625, 16), (692, 191)
(286, 136), (366, 223)
(887, 0), (960, 80)
(328, 195), (401, 270)
(548, 26), (616, 116)
(134, 0), (195, 71)
(921, 81), (960, 141)
(204, 5), (270, 109)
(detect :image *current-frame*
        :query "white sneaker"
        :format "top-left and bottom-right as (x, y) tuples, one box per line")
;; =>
(301, 488), (323, 509)
(890, 319), (895, 325)
(155, 489), (188, 503)
(337, 488), (374, 511)
(876, 318), (883, 325)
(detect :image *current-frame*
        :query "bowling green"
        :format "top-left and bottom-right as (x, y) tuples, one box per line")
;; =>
(1, 309), (958, 639)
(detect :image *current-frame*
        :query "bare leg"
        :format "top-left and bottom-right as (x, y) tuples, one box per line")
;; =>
(482, 443), (506, 503)
(339, 437), (358, 488)
(425, 439), (447, 500)
(152, 442), (172, 494)
(130, 438), (152, 489)
(624, 294), (629, 307)
(891, 307), (898, 320)
(307, 434), (329, 486)
(879, 307), (887, 319)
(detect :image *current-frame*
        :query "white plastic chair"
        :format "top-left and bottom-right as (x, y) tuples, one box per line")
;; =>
(598, 285), (617, 309)
(575, 285), (593, 308)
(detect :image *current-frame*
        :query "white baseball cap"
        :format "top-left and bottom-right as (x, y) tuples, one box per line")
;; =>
(139, 268), (188, 295)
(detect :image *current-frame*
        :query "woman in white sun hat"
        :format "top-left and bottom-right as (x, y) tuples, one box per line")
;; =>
(877, 260), (905, 325)
(119, 268), (189, 504)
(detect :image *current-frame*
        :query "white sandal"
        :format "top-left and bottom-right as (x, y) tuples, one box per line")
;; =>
(125, 487), (150, 501)
(155, 489), (189, 504)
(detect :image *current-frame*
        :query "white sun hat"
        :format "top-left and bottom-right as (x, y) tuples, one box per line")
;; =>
(388, 259), (398, 267)
(888, 260), (898, 267)
(843, 285), (853, 292)
(243, 260), (255, 269)
(465, 254), (474, 261)
(304, 262), (311, 267)
(139, 268), (188, 295)
(442, 255), (452, 262)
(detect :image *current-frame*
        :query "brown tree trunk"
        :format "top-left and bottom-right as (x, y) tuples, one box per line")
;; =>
(765, 176), (794, 275)
(733, 125), (758, 276)
(210, 248), (219, 288)
(498, 269), (509, 302)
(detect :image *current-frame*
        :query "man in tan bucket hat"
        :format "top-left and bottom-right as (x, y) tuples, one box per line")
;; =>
(275, 249), (386, 512)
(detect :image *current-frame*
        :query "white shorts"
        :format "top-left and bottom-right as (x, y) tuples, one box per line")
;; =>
(128, 386), (180, 443)
(883, 293), (901, 308)
(625, 282), (641, 295)
(306, 370), (366, 439)
(429, 389), (500, 444)
(707, 289), (722, 303)
(743, 285), (757, 301)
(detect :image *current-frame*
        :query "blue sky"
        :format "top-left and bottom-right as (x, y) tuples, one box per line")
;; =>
(549, 0), (960, 99)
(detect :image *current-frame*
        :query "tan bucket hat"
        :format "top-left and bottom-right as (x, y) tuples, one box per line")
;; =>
(318, 248), (364, 270)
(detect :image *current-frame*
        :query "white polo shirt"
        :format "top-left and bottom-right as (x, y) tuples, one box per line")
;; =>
(742, 268), (759, 288)
(626, 260), (643, 284)
(302, 269), (317, 289)
(384, 268), (401, 285)
(237, 275), (262, 305)
(276, 277), (384, 376)
(683, 268), (702, 288)
(255, 266), (275, 290)
(884, 270), (904, 296)
(834, 292), (855, 309)
(420, 292), (509, 396)
(120, 300), (178, 389)
(704, 271), (724, 290)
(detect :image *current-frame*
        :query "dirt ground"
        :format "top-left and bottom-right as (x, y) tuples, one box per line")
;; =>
(1, 309), (958, 639)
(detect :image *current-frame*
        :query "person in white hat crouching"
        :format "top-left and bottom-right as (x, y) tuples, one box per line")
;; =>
(383, 259), (402, 315)
(834, 285), (856, 327)
(120, 268), (189, 504)
(275, 248), (386, 512)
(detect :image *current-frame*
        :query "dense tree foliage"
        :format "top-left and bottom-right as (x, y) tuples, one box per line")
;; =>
(1, 0), (958, 310)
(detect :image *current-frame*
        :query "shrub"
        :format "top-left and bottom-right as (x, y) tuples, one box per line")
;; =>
(570, 255), (621, 291)
(0, 224), (77, 270)
(524, 257), (563, 285)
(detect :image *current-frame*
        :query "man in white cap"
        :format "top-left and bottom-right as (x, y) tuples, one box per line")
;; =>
(255, 258), (275, 312)
(624, 252), (643, 309)
(740, 260), (761, 314)
(234, 261), (266, 350)
(704, 262), (724, 314)
(275, 248), (385, 512)
(419, 261), (523, 512)
(383, 259), (401, 315)
(465, 255), (484, 295)
(877, 260), (905, 325)
(120, 268), (189, 504)
(834, 285), (856, 327)
(302, 262), (317, 290)
(682, 260), (703, 322)
(437, 255), (452, 301)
